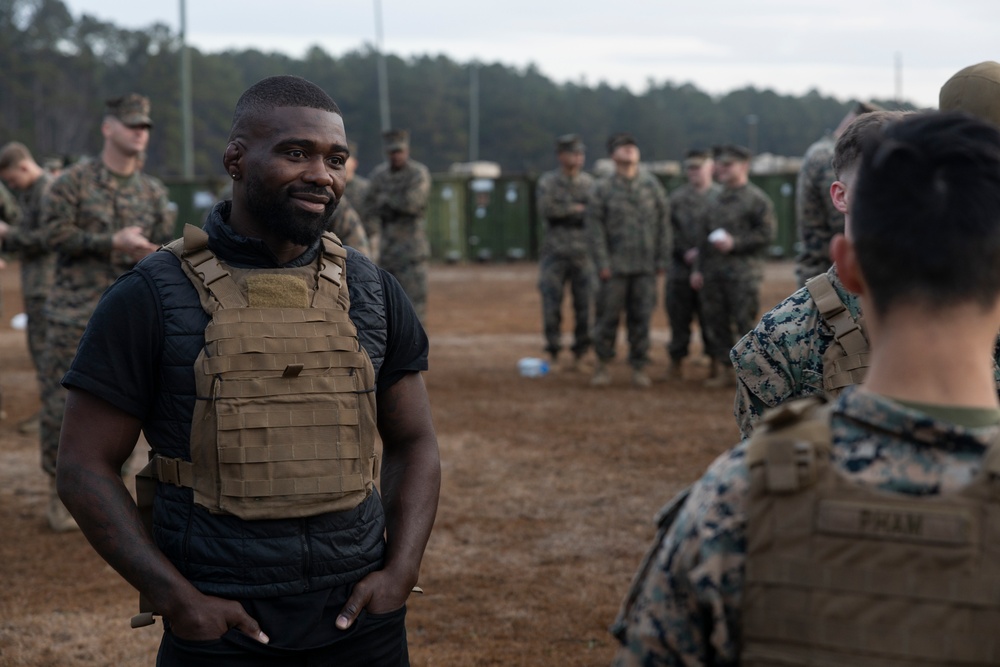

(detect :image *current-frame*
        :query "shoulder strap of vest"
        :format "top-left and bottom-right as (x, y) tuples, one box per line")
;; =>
(746, 396), (833, 493)
(314, 232), (351, 310)
(806, 273), (870, 391)
(167, 224), (247, 311)
(805, 273), (867, 356)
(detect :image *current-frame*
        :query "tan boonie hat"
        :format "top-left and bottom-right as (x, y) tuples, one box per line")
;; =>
(106, 93), (153, 128)
(939, 61), (1000, 127)
(382, 129), (409, 152)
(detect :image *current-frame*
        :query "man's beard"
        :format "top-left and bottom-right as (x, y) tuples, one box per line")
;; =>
(244, 171), (337, 246)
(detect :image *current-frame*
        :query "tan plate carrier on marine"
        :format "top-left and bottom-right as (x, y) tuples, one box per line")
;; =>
(131, 224), (378, 628)
(805, 272), (869, 395)
(742, 396), (1000, 666)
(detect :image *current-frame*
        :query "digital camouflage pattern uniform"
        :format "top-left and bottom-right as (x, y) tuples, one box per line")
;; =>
(4, 171), (55, 380)
(326, 195), (370, 258)
(364, 159), (431, 320)
(731, 266), (1000, 439)
(39, 159), (174, 474)
(588, 169), (670, 369)
(536, 167), (596, 359)
(611, 387), (1000, 665)
(344, 174), (370, 223)
(0, 181), (23, 416)
(666, 181), (720, 362)
(698, 181), (775, 363)
(794, 135), (842, 287)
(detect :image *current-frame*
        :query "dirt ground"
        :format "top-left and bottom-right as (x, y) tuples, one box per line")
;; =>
(0, 259), (798, 666)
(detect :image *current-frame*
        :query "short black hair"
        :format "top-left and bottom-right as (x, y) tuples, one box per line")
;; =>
(853, 111), (1000, 316)
(229, 75), (341, 141)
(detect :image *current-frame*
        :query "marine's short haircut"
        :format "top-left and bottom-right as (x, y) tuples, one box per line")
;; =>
(0, 142), (33, 173)
(832, 110), (905, 179)
(229, 75), (341, 141)
(852, 111), (1000, 316)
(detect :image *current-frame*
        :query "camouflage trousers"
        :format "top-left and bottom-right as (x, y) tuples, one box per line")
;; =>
(538, 252), (594, 358)
(593, 273), (656, 369)
(38, 318), (85, 476)
(382, 258), (428, 322)
(24, 294), (49, 381)
(700, 272), (761, 362)
(665, 272), (708, 362)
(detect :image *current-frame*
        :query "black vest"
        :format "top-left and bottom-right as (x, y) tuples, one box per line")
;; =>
(133, 225), (389, 599)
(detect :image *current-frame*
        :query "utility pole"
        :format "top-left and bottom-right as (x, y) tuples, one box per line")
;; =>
(374, 0), (391, 131)
(179, 0), (194, 178)
(469, 62), (479, 162)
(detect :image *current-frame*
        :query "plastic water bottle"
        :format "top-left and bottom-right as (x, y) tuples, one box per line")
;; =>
(517, 357), (549, 377)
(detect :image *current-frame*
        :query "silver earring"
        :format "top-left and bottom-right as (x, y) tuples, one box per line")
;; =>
(231, 173), (238, 179)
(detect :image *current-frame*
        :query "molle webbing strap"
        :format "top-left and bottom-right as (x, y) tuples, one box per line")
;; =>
(746, 397), (831, 493)
(805, 274), (870, 392)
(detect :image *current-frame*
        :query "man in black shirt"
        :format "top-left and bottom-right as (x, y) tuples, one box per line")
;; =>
(56, 75), (440, 665)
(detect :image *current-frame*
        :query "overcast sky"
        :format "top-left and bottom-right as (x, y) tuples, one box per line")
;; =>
(60, 0), (998, 109)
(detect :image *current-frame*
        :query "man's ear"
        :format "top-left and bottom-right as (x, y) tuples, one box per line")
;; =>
(831, 233), (865, 295)
(830, 180), (849, 214)
(223, 141), (243, 178)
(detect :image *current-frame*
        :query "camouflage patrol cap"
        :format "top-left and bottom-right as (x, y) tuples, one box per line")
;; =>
(713, 143), (751, 163)
(684, 148), (712, 168)
(106, 93), (153, 128)
(939, 61), (1000, 127)
(606, 132), (638, 155)
(556, 134), (585, 153)
(382, 129), (409, 152)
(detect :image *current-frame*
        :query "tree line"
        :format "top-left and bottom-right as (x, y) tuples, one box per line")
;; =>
(1, 0), (916, 181)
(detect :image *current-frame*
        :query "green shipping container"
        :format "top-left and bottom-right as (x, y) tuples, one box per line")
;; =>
(749, 173), (797, 259)
(426, 175), (469, 262)
(466, 177), (533, 262)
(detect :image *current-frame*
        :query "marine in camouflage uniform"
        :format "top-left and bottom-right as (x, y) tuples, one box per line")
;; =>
(794, 102), (881, 286)
(694, 145), (775, 385)
(536, 134), (595, 365)
(363, 129), (431, 320)
(0, 143), (55, 383)
(665, 150), (720, 372)
(326, 195), (370, 257)
(793, 135), (841, 286)
(588, 133), (670, 387)
(613, 109), (1000, 666)
(732, 266), (1000, 439)
(344, 141), (372, 247)
(40, 95), (174, 483)
(0, 181), (22, 417)
(611, 389), (1000, 666)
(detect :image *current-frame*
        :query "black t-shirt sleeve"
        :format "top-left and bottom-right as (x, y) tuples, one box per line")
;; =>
(376, 267), (429, 395)
(61, 269), (162, 420)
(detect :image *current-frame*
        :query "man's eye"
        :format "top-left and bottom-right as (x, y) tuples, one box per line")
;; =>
(288, 150), (306, 158)
(328, 156), (345, 167)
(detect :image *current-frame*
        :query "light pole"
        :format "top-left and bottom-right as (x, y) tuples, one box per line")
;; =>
(179, 0), (193, 178)
(374, 0), (391, 131)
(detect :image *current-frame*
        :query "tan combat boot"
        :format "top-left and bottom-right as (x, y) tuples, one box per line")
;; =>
(590, 359), (611, 387)
(47, 476), (79, 533)
(632, 368), (652, 389)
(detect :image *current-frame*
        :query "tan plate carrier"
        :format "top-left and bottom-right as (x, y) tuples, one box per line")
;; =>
(742, 397), (1000, 666)
(132, 224), (377, 628)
